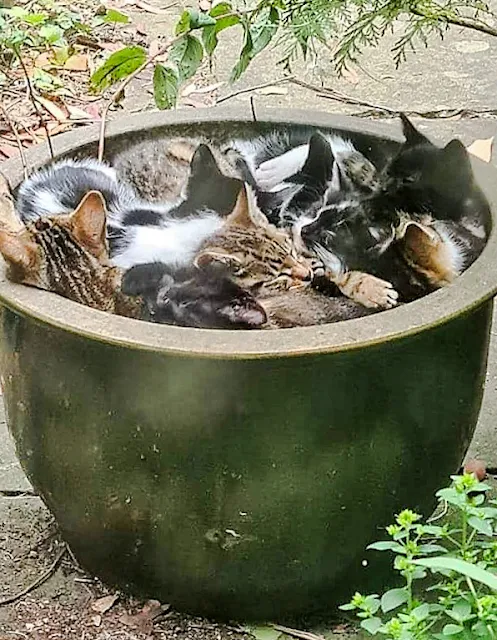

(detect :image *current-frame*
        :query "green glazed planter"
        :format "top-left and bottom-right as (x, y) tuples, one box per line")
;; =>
(0, 108), (496, 621)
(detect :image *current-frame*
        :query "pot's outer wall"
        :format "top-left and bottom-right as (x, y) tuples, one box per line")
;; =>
(1, 299), (492, 619)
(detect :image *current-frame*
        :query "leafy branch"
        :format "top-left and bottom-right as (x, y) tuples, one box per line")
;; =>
(89, 0), (497, 116)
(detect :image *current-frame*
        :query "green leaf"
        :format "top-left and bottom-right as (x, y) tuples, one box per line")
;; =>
(153, 63), (178, 109)
(230, 24), (253, 82)
(209, 2), (232, 17)
(249, 11), (277, 56)
(448, 599), (472, 622)
(202, 11), (240, 57)
(417, 544), (448, 554)
(468, 515), (493, 536)
(24, 13), (48, 25)
(39, 23), (64, 45)
(367, 541), (404, 552)
(380, 588), (408, 613)
(360, 617), (382, 635)
(442, 624), (464, 635)
(7, 6), (28, 19)
(411, 603), (430, 621)
(170, 34), (203, 81)
(103, 8), (129, 23)
(413, 557), (497, 590)
(90, 46), (146, 92)
(242, 625), (281, 640)
(189, 9), (216, 28)
(175, 9), (191, 35)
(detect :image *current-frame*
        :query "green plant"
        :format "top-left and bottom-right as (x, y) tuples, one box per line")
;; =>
(340, 473), (497, 639)
(90, 0), (497, 111)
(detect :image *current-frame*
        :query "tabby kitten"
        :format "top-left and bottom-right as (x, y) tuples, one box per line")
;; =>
(0, 184), (141, 318)
(184, 184), (390, 327)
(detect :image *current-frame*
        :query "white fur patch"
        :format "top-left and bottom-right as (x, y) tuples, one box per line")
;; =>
(111, 213), (223, 269)
(32, 188), (69, 215)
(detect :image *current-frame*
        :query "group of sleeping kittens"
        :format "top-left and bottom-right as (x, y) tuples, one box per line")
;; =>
(0, 114), (490, 330)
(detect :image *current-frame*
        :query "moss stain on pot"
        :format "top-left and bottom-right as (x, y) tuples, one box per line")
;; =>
(0, 108), (496, 620)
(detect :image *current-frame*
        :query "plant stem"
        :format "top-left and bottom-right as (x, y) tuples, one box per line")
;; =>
(412, 7), (497, 37)
(13, 47), (54, 160)
(97, 34), (183, 162)
(466, 576), (495, 639)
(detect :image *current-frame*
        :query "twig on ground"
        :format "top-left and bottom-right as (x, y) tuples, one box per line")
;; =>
(215, 77), (292, 104)
(0, 545), (66, 606)
(0, 101), (29, 179)
(98, 35), (182, 162)
(290, 78), (497, 120)
(14, 49), (55, 160)
(0, 489), (37, 497)
(272, 624), (326, 640)
(249, 95), (257, 122)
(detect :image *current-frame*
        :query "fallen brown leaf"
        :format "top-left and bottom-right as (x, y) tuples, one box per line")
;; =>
(256, 85), (288, 96)
(120, 599), (169, 634)
(464, 458), (487, 481)
(135, 0), (175, 14)
(467, 136), (494, 163)
(35, 95), (67, 122)
(148, 39), (164, 58)
(342, 66), (360, 85)
(34, 52), (53, 69)
(91, 593), (119, 614)
(64, 54), (88, 71)
(0, 145), (19, 159)
(66, 105), (95, 121)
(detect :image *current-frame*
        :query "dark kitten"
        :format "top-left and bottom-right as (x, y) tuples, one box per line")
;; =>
(122, 261), (267, 329)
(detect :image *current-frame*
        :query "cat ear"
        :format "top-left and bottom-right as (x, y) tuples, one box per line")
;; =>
(227, 183), (267, 228)
(443, 139), (472, 175)
(190, 144), (223, 180)
(400, 113), (430, 146)
(70, 190), (108, 261)
(219, 299), (267, 328)
(0, 229), (38, 276)
(301, 132), (335, 184)
(0, 175), (24, 233)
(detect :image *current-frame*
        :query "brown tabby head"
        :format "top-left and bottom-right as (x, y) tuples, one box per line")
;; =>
(396, 217), (459, 287)
(0, 188), (139, 316)
(194, 184), (314, 294)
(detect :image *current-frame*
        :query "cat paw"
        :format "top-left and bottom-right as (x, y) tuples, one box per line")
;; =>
(340, 271), (399, 309)
(255, 145), (308, 191)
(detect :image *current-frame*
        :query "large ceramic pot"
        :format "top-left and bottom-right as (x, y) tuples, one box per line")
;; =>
(0, 108), (496, 621)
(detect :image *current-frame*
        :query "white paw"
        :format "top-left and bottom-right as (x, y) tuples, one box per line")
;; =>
(361, 276), (399, 309)
(255, 145), (309, 191)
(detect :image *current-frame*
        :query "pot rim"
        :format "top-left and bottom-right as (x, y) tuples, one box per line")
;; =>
(0, 106), (496, 360)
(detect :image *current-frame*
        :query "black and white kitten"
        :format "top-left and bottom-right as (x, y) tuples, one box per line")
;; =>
(16, 145), (244, 271)
(300, 115), (491, 301)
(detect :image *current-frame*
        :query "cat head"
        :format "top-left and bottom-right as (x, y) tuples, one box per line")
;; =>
(0, 190), (112, 298)
(195, 183), (314, 293)
(384, 114), (483, 220)
(175, 143), (243, 217)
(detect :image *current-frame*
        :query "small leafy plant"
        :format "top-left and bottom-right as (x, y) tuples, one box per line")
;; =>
(89, 0), (497, 110)
(340, 474), (497, 639)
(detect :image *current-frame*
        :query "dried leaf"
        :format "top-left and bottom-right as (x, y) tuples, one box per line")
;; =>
(120, 600), (169, 633)
(342, 67), (359, 85)
(35, 96), (67, 122)
(148, 39), (163, 58)
(189, 81), (224, 94)
(65, 105), (94, 121)
(467, 137), (494, 163)
(0, 145), (19, 159)
(199, 0), (211, 9)
(256, 85), (288, 96)
(34, 52), (53, 69)
(64, 54), (88, 71)
(92, 615), (102, 627)
(135, 0), (174, 14)
(91, 593), (119, 614)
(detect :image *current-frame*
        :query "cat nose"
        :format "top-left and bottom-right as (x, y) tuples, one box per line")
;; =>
(290, 262), (312, 280)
